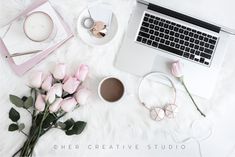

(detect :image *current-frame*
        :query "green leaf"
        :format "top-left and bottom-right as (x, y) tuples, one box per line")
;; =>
(42, 113), (57, 128)
(24, 96), (33, 109)
(73, 121), (86, 134)
(9, 95), (24, 108)
(65, 121), (86, 136)
(65, 129), (75, 135)
(8, 123), (19, 131)
(21, 96), (28, 102)
(18, 123), (25, 131)
(9, 108), (20, 122)
(64, 118), (75, 130)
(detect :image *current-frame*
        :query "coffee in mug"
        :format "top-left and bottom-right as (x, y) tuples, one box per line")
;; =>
(98, 77), (125, 102)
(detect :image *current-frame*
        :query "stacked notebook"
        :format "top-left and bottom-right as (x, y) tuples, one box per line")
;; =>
(0, 0), (73, 76)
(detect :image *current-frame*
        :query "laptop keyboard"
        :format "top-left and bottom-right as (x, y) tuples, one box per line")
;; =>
(136, 12), (219, 66)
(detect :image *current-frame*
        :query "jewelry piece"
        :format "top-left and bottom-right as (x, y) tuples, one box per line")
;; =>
(138, 72), (178, 121)
(81, 9), (95, 29)
(91, 21), (107, 38)
(81, 17), (95, 29)
(81, 8), (108, 38)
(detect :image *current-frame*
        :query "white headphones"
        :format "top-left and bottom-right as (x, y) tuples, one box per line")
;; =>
(138, 72), (178, 121)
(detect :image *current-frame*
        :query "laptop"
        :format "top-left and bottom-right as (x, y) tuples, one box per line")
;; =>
(115, 0), (235, 99)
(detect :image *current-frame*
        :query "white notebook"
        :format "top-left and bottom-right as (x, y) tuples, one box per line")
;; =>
(89, 4), (113, 27)
(0, 2), (67, 65)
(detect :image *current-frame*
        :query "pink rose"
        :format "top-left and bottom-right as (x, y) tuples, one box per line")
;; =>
(29, 71), (43, 88)
(60, 97), (77, 112)
(46, 83), (63, 104)
(46, 88), (56, 104)
(171, 61), (206, 117)
(41, 95), (46, 100)
(52, 83), (62, 97)
(53, 63), (66, 80)
(75, 64), (89, 81)
(62, 75), (70, 84)
(35, 94), (45, 111)
(49, 98), (63, 113)
(75, 87), (90, 105)
(63, 77), (80, 94)
(171, 61), (184, 78)
(41, 74), (53, 91)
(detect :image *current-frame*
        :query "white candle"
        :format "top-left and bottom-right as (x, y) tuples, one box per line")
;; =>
(23, 11), (54, 42)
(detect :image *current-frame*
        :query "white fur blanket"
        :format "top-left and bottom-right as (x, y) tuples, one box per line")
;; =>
(1, 0), (235, 157)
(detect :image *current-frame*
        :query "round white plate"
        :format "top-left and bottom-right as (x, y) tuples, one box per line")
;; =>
(76, 4), (118, 46)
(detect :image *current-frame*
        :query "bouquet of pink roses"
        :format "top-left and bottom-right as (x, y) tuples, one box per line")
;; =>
(8, 63), (90, 157)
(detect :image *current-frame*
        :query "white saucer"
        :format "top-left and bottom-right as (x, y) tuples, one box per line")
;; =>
(76, 4), (118, 46)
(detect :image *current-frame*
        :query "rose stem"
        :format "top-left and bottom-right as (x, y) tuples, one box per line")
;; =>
(181, 78), (206, 117)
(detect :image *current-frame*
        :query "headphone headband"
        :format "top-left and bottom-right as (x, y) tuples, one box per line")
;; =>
(138, 72), (177, 109)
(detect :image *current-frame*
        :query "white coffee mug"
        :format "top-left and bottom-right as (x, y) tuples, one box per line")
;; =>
(98, 76), (125, 103)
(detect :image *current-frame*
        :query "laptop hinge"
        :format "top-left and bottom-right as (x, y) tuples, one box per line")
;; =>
(148, 3), (221, 33)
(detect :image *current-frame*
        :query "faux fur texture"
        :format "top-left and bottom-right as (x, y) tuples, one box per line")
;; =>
(1, 0), (235, 157)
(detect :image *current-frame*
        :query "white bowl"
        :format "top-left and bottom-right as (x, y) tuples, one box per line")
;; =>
(76, 4), (118, 46)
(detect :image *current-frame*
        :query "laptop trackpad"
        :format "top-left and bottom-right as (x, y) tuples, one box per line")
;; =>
(151, 55), (174, 75)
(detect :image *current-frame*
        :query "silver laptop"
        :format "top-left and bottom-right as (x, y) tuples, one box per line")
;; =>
(115, 0), (235, 99)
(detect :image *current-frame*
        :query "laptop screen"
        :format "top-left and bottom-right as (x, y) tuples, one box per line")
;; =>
(144, 0), (235, 31)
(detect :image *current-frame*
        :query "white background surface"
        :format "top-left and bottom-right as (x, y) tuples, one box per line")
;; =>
(0, 0), (235, 157)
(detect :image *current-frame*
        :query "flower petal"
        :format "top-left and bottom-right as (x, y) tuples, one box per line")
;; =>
(75, 87), (90, 105)
(46, 88), (56, 104)
(171, 61), (184, 78)
(63, 77), (80, 94)
(60, 97), (77, 112)
(75, 64), (89, 81)
(41, 74), (53, 91)
(35, 94), (45, 111)
(29, 71), (43, 88)
(49, 98), (63, 113)
(52, 83), (63, 97)
(53, 63), (66, 80)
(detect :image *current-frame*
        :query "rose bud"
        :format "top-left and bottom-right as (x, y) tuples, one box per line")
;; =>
(29, 71), (43, 88)
(171, 61), (184, 78)
(75, 87), (90, 105)
(60, 97), (77, 112)
(53, 63), (66, 80)
(52, 83), (63, 97)
(171, 61), (206, 117)
(63, 77), (80, 94)
(49, 98), (63, 113)
(41, 95), (46, 100)
(75, 64), (89, 81)
(62, 75), (70, 84)
(41, 74), (53, 91)
(46, 88), (56, 104)
(35, 94), (45, 111)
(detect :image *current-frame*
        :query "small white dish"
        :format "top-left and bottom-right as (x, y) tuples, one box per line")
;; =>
(76, 3), (118, 46)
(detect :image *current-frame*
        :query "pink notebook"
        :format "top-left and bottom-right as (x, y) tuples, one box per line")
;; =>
(0, 0), (74, 76)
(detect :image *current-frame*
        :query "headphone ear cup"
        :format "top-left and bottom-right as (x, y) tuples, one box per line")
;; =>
(164, 104), (178, 118)
(150, 107), (165, 121)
